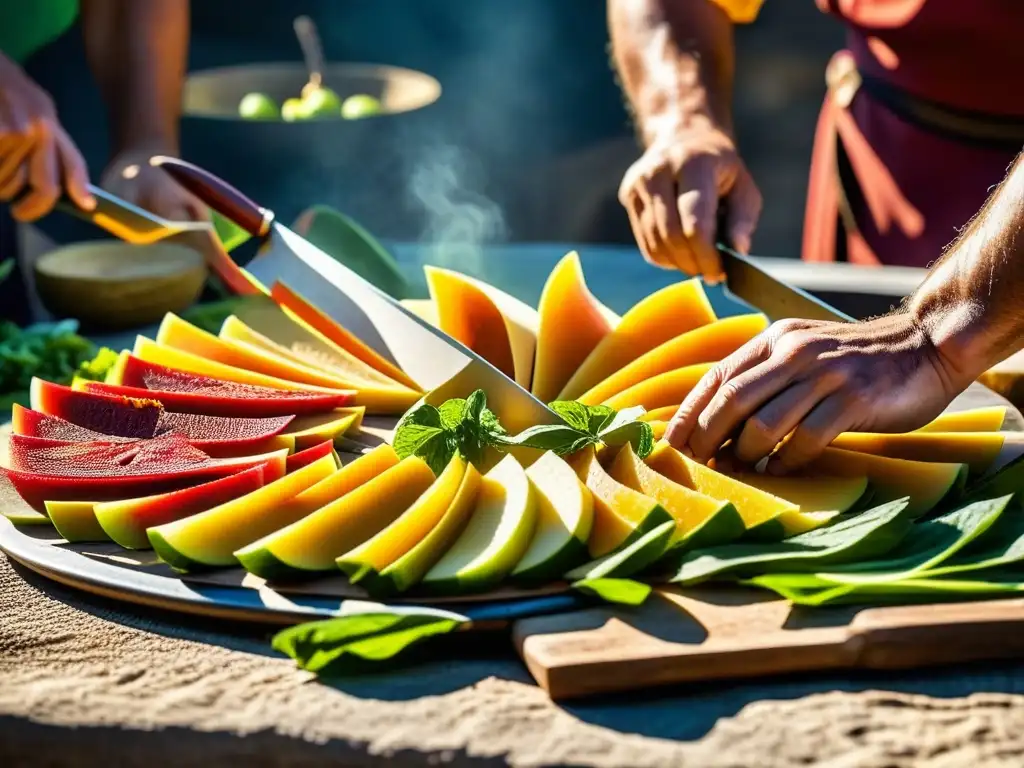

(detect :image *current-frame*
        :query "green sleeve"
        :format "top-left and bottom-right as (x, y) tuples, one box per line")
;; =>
(0, 0), (80, 63)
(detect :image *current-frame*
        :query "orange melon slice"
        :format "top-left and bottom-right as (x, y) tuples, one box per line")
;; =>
(130, 336), (350, 396)
(271, 281), (420, 390)
(425, 266), (539, 388)
(641, 407), (679, 423)
(568, 445), (672, 557)
(719, 471), (868, 515)
(828, 431), (1004, 475)
(806, 447), (965, 517)
(217, 315), (420, 414)
(532, 252), (619, 403)
(557, 279), (716, 401)
(577, 314), (767, 406)
(603, 363), (714, 411)
(915, 407), (1006, 433)
(645, 442), (832, 539)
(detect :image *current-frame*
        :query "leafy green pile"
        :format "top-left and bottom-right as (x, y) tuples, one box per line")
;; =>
(0, 319), (100, 410)
(392, 389), (654, 475)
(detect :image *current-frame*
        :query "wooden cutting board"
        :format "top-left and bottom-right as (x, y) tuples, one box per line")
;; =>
(514, 586), (1024, 700)
(513, 385), (1024, 700)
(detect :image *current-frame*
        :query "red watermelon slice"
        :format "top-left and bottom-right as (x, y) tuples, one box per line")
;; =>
(284, 440), (337, 473)
(2, 433), (288, 510)
(76, 357), (352, 416)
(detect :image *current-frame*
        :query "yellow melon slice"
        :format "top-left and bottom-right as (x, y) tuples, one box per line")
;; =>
(577, 314), (767, 406)
(806, 447), (965, 517)
(401, 299), (439, 327)
(603, 363), (715, 411)
(236, 457), (436, 574)
(648, 421), (669, 440)
(532, 252), (619, 403)
(217, 315), (420, 414)
(915, 407), (1006, 433)
(130, 336), (348, 395)
(719, 471), (868, 515)
(226, 299), (416, 391)
(337, 454), (468, 576)
(557, 279), (716, 401)
(640, 407), (679, 423)
(569, 445), (672, 557)
(425, 266), (539, 388)
(608, 443), (743, 548)
(828, 431), (1004, 475)
(271, 281), (420, 390)
(645, 442), (831, 538)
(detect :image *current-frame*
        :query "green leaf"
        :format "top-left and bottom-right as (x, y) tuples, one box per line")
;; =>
(272, 611), (468, 673)
(464, 389), (487, 426)
(565, 520), (675, 581)
(599, 421), (655, 459)
(393, 423), (445, 459)
(597, 405), (648, 435)
(396, 402), (443, 431)
(548, 400), (592, 432)
(74, 346), (120, 383)
(573, 578), (652, 606)
(0, 258), (15, 284)
(493, 424), (589, 454)
(438, 398), (467, 431)
(584, 404), (617, 434)
(671, 498), (914, 585)
(479, 406), (506, 438)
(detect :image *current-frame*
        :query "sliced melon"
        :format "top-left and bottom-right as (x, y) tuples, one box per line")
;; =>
(400, 299), (439, 327)
(578, 314), (767, 406)
(608, 443), (745, 550)
(806, 447), (966, 517)
(721, 471), (869, 516)
(337, 454), (468, 580)
(367, 463), (483, 595)
(131, 336), (349, 396)
(603, 363), (715, 411)
(829, 431), (1004, 475)
(218, 314), (420, 414)
(147, 454), (338, 570)
(45, 500), (107, 542)
(645, 442), (831, 540)
(425, 266), (539, 388)
(640, 406), (679, 423)
(271, 408), (365, 452)
(235, 456), (435, 577)
(557, 279), (716, 400)
(285, 440), (338, 472)
(916, 407), (1006, 433)
(511, 451), (594, 584)
(271, 281), (421, 390)
(421, 455), (537, 595)
(95, 465), (272, 549)
(532, 252), (619, 402)
(565, 520), (676, 581)
(569, 445), (673, 557)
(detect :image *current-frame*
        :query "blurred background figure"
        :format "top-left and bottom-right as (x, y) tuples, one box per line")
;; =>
(611, 0), (1024, 279)
(0, 0), (201, 323)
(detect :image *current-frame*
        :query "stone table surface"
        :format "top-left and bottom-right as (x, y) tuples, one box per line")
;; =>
(5, 241), (1024, 766)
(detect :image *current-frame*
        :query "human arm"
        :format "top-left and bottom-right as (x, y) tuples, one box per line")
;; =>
(81, 0), (206, 220)
(608, 0), (760, 279)
(665, 150), (1024, 473)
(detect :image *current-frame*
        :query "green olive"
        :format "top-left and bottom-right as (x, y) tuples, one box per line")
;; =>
(341, 94), (383, 120)
(238, 92), (279, 120)
(302, 86), (343, 117)
(281, 97), (310, 122)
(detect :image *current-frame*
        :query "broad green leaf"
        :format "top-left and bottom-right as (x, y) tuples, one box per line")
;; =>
(397, 402), (443, 430)
(565, 520), (675, 581)
(393, 423), (445, 459)
(494, 424), (588, 454)
(671, 498), (913, 585)
(599, 421), (654, 459)
(464, 389), (487, 425)
(479, 406), (506, 438)
(548, 400), (592, 432)
(438, 398), (467, 431)
(747, 574), (1024, 606)
(597, 405), (648, 436)
(964, 454), (1024, 506)
(272, 611), (468, 673)
(573, 578), (652, 606)
(584, 404), (617, 434)
(926, 506), (1024, 578)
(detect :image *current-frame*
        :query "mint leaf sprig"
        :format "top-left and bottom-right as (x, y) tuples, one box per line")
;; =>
(392, 390), (655, 472)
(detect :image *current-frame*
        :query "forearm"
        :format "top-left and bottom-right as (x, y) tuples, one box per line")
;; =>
(909, 152), (1024, 384)
(608, 0), (736, 145)
(81, 0), (189, 155)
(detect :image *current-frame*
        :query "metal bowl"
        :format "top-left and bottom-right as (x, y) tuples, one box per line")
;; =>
(179, 63), (442, 238)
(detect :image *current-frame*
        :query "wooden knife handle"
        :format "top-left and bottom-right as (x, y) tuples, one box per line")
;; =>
(150, 156), (275, 237)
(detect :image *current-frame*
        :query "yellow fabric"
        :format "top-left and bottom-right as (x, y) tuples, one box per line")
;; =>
(708, 0), (765, 23)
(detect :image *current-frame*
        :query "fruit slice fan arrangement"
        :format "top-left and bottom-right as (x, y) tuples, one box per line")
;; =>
(3, 251), (1024, 615)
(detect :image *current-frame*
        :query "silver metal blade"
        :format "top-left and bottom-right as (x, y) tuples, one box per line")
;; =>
(244, 223), (557, 432)
(719, 246), (854, 323)
(56, 186), (213, 245)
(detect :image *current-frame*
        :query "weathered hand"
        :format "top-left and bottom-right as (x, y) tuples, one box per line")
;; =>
(0, 53), (94, 222)
(101, 148), (209, 222)
(664, 314), (966, 473)
(618, 123), (760, 281)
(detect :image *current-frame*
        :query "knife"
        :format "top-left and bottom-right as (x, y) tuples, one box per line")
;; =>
(150, 156), (558, 434)
(54, 185), (215, 245)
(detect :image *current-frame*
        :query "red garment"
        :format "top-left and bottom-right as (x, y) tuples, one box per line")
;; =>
(803, 0), (1024, 267)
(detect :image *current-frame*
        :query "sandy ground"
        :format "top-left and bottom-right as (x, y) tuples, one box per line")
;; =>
(6, 553), (1024, 767)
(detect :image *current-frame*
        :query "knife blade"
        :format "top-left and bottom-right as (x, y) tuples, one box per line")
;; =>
(54, 185), (214, 245)
(718, 243), (854, 323)
(151, 156), (558, 434)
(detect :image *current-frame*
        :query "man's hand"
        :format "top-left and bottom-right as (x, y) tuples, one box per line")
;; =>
(0, 53), (95, 222)
(101, 148), (209, 222)
(619, 123), (761, 281)
(664, 314), (966, 473)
